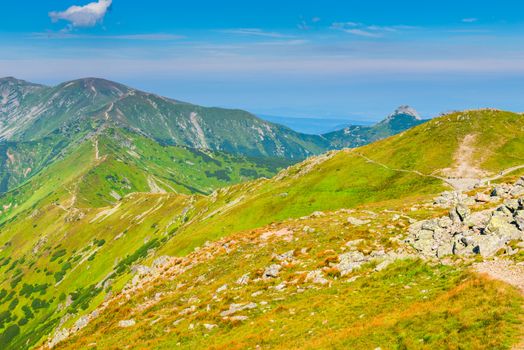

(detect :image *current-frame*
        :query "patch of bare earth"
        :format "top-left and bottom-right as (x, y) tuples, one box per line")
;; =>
(442, 134), (489, 191)
(474, 260), (524, 293)
(474, 260), (524, 349)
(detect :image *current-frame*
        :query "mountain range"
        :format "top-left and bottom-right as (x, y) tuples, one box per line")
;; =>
(1, 77), (522, 350)
(0, 77), (425, 197)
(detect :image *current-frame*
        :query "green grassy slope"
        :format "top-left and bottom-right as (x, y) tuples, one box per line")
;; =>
(158, 110), (524, 256)
(0, 128), (290, 348)
(0, 77), (330, 160)
(0, 127), (289, 218)
(57, 201), (522, 350)
(52, 109), (524, 350)
(0, 109), (523, 349)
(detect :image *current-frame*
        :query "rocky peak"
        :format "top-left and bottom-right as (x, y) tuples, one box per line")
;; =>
(385, 105), (421, 122)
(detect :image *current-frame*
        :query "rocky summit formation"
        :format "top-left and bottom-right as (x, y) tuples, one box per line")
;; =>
(408, 177), (524, 258)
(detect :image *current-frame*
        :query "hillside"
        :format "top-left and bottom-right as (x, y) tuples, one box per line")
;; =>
(0, 127), (290, 221)
(0, 78), (429, 201)
(0, 109), (523, 349)
(0, 77), (329, 161)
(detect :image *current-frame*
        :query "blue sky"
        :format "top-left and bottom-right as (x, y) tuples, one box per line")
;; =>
(1, 0), (523, 121)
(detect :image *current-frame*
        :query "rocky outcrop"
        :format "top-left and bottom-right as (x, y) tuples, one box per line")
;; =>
(408, 180), (524, 258)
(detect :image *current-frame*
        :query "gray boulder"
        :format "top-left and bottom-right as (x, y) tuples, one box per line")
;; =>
(485, 212), (522, 241)
(470, 235), (506, 257)
(336, 251), (367, 276)
(263, 264), (281, 279)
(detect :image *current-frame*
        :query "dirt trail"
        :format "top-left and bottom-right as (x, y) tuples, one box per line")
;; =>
(439, 134), (487, 191)
(356, 135), (524, 192)
(448, 134), (487, 179)
(94, 138), (100, 160)
(481, 165), (524, 185)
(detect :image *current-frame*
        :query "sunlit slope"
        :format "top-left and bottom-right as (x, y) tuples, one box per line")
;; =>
(0, 128), (288, 219)
(49, 109), (524, 350)
(0, 191), (193, 349)
(0, 109), (523, 348)
(56, 195), (522, 350)
(159, 110), (524, 256)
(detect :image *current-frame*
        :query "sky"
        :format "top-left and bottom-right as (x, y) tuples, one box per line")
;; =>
(0, 0), (523, 121)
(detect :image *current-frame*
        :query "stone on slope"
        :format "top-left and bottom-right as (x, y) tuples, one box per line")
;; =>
(263, 264), (282, 279)
(118, 319), (136, 328)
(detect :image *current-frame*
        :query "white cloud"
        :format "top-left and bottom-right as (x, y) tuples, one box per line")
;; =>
(331, 22), (414, 38)
(222, 28), (292, 38)
(49, 0), (112, 28)
(298, 16), (321, 30)
(342, 29), (382, 38)
(462, 18), (478, 23)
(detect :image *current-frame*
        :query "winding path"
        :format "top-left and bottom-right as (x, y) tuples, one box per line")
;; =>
(355, 151), (524, 192)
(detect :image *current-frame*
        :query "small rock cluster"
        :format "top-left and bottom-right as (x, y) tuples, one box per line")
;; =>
(335, 249), (411, 275)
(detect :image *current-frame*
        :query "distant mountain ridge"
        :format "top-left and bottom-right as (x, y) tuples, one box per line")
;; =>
(258, 114), (373, 135)
(0, 77), (329, 160)
(0, 77), (427, 158)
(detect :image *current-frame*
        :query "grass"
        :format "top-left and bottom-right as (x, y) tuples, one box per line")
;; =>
(56, 207), (523, 350)
(0, 109), (524, 349)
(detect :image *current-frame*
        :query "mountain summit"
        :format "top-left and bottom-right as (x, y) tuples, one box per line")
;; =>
(386, 105), (421, 121)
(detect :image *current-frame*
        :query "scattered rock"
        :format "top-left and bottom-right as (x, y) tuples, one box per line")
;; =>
(263, 264), (282, 279)
(347, 217), (370, 226)
(303, 226), (315, 233)
(335, 251), (367, 276)
(173, 318), (185, 326)
(220, 302), (257, 317)
(229, 315), (249, 322)
(305, 270), (328, 285)
(275, 282), (287, 291)
(118, 319), (136, 328)
(203, 323), (217, 330)
(216, 284), (228, 293)
(345, 239), (364, 249)
(236, 273), (250, 285)
(273, 250), (295, 262)
(475, 192), (491, 203)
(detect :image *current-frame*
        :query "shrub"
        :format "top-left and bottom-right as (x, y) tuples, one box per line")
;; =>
(50, 249), (67, 262)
